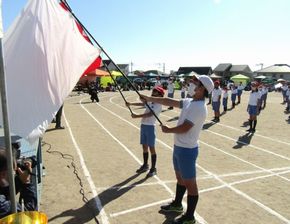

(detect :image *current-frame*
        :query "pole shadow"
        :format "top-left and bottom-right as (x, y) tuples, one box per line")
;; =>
(48, 173), (147, 223)
(233, 132), (254, 149)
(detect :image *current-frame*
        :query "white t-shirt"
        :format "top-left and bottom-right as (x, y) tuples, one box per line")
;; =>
(141, 102), (162, 125)
(237, 85), (244, 90)
(231, 88), (238, 94)
(187, 83), (195, 96)
(154, 80), (162, 87)
(282, 85), (288, 91)
(248, 91), (261, 106)
(167, 82), (175, 94)
(222, 90), (228, 98)
(174, 99), (207, 148)
(262, 87), (268, 95)
(212, 88), (222, 102)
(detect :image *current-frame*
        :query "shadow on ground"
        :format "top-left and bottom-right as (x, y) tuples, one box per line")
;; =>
(233, 132), (254, 149)
(48, 173), (147, 224)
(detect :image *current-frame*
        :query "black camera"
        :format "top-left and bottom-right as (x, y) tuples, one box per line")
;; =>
(16, 156), (37, 171)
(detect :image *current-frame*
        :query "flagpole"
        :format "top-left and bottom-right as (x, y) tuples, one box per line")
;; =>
(61, 0), (163, 125)
(0, 0), (17, 213)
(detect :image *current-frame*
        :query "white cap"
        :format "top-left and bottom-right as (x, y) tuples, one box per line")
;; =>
(195, 75), (214, 94)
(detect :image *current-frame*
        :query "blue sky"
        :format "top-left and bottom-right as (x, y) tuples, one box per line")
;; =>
(2, 0), (290, 72)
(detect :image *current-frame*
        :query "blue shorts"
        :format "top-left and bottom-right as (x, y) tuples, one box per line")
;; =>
(237, 90), (243, 96)
(140, 124), (156, 147)
(168, 93), (174, 98)
(173, 145), (198, 179)
(212, 101), (220, 112)
(231, 94), (237, 102)
(223, 97), (228, 107)
(248, 105), (258, 116)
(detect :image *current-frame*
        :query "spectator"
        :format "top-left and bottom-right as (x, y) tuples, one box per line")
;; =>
(0, 148), (37, 219)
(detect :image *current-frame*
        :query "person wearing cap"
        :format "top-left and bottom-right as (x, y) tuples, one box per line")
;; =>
(285, 83), (290, 112)
(261, 84), (268, 109)
(167, 78), (175, 110)
(125, 86), (164, 178)
(222, 86), (229, 112)
(230, 84), (238, 109)
(140, 75), (214, 224)
(211, 80), (222, 122)
(246, 82), (261, 132)
(237, 81), (244, 104)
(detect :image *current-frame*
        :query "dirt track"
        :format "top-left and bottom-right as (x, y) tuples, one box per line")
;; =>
(40, 90), (290, 224)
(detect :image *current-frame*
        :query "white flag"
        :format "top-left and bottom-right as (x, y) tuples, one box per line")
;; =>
(1, 0), (100, 141)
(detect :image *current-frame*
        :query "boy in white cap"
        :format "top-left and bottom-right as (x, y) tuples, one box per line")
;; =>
(140, 75), (214, 224)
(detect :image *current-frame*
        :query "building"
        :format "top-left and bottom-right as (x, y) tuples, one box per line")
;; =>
(255, 64), (290, 81)
(177, 67), (212, 76)
(102, 60), (130, 75)
(213, 63), (253, 79)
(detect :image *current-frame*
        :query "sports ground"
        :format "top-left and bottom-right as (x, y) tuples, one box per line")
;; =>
(40, 90), (290, 224)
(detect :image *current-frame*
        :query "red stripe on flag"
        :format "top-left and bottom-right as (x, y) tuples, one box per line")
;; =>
(59, 2), (102, 75)
(83, 56), (102, 76)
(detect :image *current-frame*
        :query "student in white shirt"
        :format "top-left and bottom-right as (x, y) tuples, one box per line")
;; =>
(167, 78), (175, 110)
(140, 75), (214, 224)
(247, 82), (261, 132)
(261, 84), (268, 109)
(126, 86), (164, 178)
(285, 83), (290, 112)
(222, 86), (229, 112)
(281, 83), (288, 104)
(231, 85), (238, 108)
(181, 82), (187, 99)
(237, 82), (244, 104)
(211, 80), (222, 122)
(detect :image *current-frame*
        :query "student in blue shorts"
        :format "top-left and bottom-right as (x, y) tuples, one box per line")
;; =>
(141, 75), (214, 224)
(247, 82), (261, 132)
(126, 86), (164, 177)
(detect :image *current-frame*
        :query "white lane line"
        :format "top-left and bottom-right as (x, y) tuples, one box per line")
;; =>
(197, 164), (290, 223)
(205, 129), (290, 161)
(110, 169), (290, 218)
(109, 95), (290, 183)
(63, 111), (109, 224)
(205, 119), (290, 146)
(97, 166), (290, 191)
(80, 98), (208, 224)
(127, 93), (290, 146)
(106, 96), (290, 222)
(110, 198), (171, 218)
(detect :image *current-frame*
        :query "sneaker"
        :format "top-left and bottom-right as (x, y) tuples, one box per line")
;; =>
(146, 168), (156, 178)
(172, 214), (196, 224)
(246, 128), (252, 132)
(136, 164), (149, 173)
(160, 201), (183, 213)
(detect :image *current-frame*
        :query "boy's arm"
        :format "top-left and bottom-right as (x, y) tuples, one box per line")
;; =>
(140, 95), (180, 108)
(131, 111), (153, 119)
(161, 121), (193, 134)
(126, 102), (144, 107)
